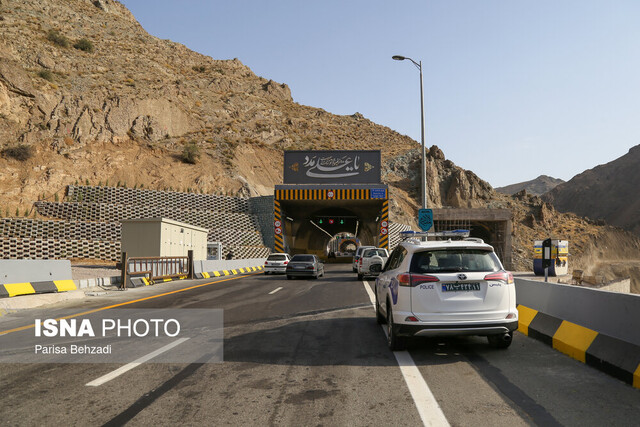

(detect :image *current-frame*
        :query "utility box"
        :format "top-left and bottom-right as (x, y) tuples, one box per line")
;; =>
(121, 218), (208, 260)
(533, 239), (569, 276)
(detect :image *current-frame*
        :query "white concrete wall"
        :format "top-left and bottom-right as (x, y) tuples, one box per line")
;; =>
(0, 260), (72, 283)
(515, 278), (640, 346)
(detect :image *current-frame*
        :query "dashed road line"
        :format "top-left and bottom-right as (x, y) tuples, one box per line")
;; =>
(269, 287), (283, 295)
(86, 338), (190, 387)
(362, 280), (450, 427)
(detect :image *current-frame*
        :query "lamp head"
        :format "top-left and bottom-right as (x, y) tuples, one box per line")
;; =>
(392, 55), (406, 61)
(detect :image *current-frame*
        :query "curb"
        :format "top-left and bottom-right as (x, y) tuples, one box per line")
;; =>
(517, 304), (640, 389)
(195, 265), (263, 279)
(0, 264), (265, 296)
(0, 280), (78, 298)
(128, 275), (188, 288)
(128, 265), (264, 287)
(0, 277), (121, 299)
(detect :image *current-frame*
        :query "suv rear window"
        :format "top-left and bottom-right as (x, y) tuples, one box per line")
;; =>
(364, 249), (387, 257)
(267, 254), (287, 261)
(410, 249), (501, 273)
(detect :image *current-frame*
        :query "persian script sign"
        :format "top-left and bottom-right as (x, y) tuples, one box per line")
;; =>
(283, 150), (381, 184)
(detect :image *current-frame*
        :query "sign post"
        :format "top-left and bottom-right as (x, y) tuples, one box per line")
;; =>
(542, 238), (552, 282)
(418, 209), (433, 232)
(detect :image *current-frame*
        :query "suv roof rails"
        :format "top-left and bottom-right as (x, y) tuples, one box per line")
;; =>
(400, 230), (470, 241)
(464, 237), (484, 244)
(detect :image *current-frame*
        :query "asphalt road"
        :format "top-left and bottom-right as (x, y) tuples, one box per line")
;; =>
(0, 264), (638, 426)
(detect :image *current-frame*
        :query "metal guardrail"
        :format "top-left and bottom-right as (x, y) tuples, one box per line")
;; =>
(120, 251), (193, 289)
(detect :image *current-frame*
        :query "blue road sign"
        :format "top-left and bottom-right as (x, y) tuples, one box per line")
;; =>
(418, 208), (433, 231)
(370, 188), (386, 199)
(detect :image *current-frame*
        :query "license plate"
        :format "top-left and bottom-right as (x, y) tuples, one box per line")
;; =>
(441, 282), (480, 292)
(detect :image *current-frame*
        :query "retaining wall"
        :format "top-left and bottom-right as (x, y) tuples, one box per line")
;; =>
(0, 238), (120, 261)
(67, 185), (249, 212)
(35, 201), (260, 231)
(0, 218), (120, 240)
(248, 195), (275, 249)
(389, 222), (412, 250)
(0, 185), (272, 262)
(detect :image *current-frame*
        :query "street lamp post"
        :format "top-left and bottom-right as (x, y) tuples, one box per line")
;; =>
(392, 55), (427, 209)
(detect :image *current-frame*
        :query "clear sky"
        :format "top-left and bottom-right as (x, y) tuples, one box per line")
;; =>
(119, 0), (640, 188)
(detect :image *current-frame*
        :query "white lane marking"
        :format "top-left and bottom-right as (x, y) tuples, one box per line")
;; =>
(86, 337), (190, 387)
(362, 280), (450, 427)
(269, 287), (283, 295)
(362, 280), (376, 305)
(394, 351), (450, 426)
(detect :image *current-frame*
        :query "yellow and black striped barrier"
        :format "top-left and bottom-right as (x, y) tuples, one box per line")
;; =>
(275, 188), (386, 200)
(274, 199), (285, 253)
(0, 280), (77, 298)
(195, 265), (263, 280)
(130, 265), (263, 287)
(128, 275), (189, 288)
(517, 304), (640, 389)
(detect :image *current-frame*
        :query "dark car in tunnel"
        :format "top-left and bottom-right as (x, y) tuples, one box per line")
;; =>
(286, 254), (325, 280)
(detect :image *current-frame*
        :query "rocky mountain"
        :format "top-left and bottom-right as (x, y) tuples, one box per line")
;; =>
(496, 175), (564, 196)
(0, 0), (498, 227)
(543, 145), (640, 237)
(1, 0), (640, 291)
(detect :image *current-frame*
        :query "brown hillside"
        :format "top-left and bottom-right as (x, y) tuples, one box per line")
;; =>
(543, 145), (640, 237)
(496, 175), (564, 196)
(1, 0), (640, 291)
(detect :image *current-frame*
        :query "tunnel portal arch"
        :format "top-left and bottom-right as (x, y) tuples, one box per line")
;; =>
(274, 187), (388, 259)
(432, 209), (513, 269)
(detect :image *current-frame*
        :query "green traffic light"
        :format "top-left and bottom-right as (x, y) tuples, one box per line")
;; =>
(319, 219), (323, 224)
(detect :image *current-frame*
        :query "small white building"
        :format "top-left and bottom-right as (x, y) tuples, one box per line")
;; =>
(121, 218), (208, 260)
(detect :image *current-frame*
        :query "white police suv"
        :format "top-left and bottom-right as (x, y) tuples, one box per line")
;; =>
(374, 231), (518, 351)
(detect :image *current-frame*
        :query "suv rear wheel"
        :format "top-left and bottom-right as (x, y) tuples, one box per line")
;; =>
(386, 303), (406, 351)
(375, 286), (385, 324)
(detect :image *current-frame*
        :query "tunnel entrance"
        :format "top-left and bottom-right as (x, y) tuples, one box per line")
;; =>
(432, 208), (513, 269)
(327, 232), (358, 258)
(273, 187), (388, 259)
(272, 150), (391, 260)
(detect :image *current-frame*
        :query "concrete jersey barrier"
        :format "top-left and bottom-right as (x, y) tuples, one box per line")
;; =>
(193, 258), (266, 280)
(515, 278), (640, 389)
(0, 260), (75, 298)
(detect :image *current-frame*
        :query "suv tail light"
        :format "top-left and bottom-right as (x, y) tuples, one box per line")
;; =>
(398, 273), (440, 287)
(484, 271), (514, 284)
(283, 261), (288, 265)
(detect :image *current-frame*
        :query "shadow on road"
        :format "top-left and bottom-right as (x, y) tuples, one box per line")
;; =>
(222, 314), (488, 367)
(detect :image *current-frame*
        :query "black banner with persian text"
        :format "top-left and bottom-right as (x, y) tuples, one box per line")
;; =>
(283, 150), (381, 184)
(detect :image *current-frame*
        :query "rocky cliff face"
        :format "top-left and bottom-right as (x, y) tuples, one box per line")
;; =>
(496, 175), (564, 196)
(543, 145), (640, 237)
